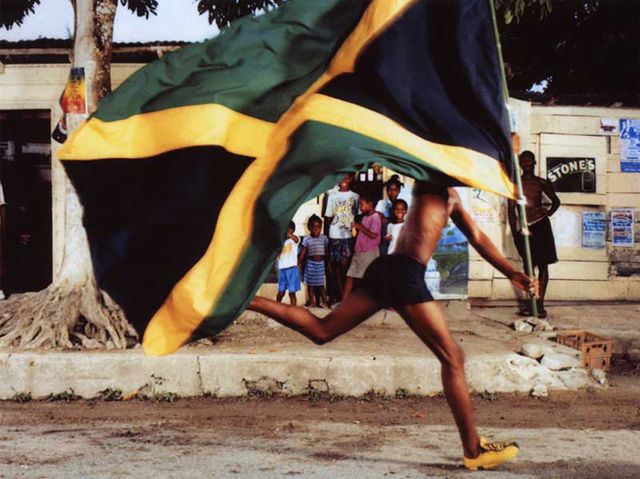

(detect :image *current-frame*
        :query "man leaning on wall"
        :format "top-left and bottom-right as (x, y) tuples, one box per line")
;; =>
(508, 150), (561, 319)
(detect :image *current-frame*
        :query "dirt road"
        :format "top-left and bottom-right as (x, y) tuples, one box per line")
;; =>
(1, 375), (639, 478)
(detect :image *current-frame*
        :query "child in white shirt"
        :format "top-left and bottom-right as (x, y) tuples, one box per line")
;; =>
(276, 221), (301, 305)
(385, 199), (408, 254)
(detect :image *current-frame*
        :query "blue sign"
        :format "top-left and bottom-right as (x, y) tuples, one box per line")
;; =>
(620, 119), (640, 172)
(582, 212), (606, 249)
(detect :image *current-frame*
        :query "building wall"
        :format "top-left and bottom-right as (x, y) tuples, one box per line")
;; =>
(468, 102), (640, 301)
(0, 64), (141, 277)
(0, 63), (316, 303)
(2, 64), (639, 301)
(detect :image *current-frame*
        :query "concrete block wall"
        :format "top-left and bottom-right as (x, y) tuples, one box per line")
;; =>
(470, 104), (640, 301)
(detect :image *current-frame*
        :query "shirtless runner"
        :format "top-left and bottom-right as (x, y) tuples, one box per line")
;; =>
(508, 150), (561, 318)
(250, 181), (538, 470)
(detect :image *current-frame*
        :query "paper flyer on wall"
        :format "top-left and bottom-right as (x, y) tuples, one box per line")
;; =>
(611, 208), (634, 247)
(60, 67), (88, 115)
(620, 119), (640, 173)
(582, 211), (606, 249)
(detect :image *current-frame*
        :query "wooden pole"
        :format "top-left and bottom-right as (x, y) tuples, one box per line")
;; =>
(488, 0), (538, 317)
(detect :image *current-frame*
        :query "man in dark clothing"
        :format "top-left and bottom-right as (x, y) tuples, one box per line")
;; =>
(508, 150), (561, 318)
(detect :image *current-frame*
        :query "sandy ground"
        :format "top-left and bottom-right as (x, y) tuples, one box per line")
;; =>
(1, 367), (639, 479)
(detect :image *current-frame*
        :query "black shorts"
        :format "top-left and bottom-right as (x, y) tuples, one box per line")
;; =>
(356, 254), (433, 308)
(516, 216), (558, 266)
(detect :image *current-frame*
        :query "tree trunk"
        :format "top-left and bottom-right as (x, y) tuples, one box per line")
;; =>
(0, 0), (137, 349)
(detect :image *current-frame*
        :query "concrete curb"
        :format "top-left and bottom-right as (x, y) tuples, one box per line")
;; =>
(0, 349), (592, 400)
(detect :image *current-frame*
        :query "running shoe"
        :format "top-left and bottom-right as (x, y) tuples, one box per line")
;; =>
(463, 437), (519, 470)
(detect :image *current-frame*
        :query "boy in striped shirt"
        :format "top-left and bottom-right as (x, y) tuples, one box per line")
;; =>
(299, 215), (329, 308)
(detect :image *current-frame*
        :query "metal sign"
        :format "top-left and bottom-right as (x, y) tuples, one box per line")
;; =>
(546, 157), (596, 193)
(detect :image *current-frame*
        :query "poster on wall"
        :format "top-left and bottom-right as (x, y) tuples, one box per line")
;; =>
(429, 187), (469, 299)
(546, 157), (596, 192)
(620, 119), (640, 173)
(60, 67), (87, 114)
(611, 208), (634, 247)
(471, 189), (498, 225)
(550, 209), (582, 247)
(582, 212), (606, 249)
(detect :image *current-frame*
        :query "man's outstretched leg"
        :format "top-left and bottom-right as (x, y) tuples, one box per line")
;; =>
(398, 301), (519, 470)
(249, 289), (380, 345)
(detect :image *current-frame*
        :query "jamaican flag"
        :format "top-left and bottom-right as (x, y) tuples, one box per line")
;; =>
(58, 0), (516, 356)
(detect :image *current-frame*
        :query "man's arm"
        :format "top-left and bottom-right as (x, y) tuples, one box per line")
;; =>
(542, 179), (561, 216)
(449, 190), (536, 294)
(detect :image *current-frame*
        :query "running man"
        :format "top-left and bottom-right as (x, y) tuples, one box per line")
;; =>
(249, 182), (538, 470)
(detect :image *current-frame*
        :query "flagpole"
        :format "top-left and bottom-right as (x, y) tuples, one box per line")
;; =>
(488, 0), (538, 318)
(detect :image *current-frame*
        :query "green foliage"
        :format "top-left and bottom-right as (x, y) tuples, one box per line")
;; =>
(151, 391), (180, 402)
(11, 392), (32, 403)
(307, 388), (343, 403)
(1, 0), (287, 30)
(500, 0), (640, 102)
(97, 387), (123, 401)
(4, 0), (636, 103)
(196, 0), (286, 28)
(120, 0), (158, 19)
(46, 389), (80, 402)
(0, 0), (41, 29)
(479, 390), (499, 401)
(495, 0), (552, 24)
(394, 387), (411, 399)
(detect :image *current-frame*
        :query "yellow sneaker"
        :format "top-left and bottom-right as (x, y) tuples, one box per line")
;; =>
(463, 437), (520, 470)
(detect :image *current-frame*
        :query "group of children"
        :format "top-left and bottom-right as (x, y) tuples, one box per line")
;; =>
(275, 173), (410, 308)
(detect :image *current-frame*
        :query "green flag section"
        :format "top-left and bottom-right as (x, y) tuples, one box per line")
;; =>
(59, 0), (516, 356)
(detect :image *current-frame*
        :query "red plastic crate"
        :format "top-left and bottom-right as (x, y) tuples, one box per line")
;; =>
(556, 330), (612, 371)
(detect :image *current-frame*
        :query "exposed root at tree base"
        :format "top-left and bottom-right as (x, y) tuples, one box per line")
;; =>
(0, 281), (138, 350)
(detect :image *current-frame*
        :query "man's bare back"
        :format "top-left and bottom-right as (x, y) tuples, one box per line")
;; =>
(393, 186), (448, 266)
(396, 183), (530, 288)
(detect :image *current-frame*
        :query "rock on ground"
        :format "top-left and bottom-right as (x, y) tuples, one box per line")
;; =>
(531, 383), (549, 397)
(541, 352), (582, 371)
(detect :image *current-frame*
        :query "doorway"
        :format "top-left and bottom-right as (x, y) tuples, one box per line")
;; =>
(0, 110), (53, 295)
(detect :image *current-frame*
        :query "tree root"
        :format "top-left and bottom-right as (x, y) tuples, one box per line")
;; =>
(0, 280), (138, 350)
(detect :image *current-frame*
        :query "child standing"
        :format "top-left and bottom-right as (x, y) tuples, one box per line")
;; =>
(300, 214), (329, 308)
(375, 175), (403, 219)
(276, 221), (301, 305)
(343, 195), (381, 299)
(376, 175), (403, 255)
(324, 174), (359, 304)
(385, 199), (408, 255)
